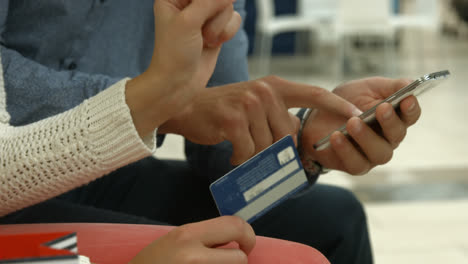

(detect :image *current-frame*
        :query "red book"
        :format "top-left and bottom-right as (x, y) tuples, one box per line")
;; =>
(0, 232), (90, 264)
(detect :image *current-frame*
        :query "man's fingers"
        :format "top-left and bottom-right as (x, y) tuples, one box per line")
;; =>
(216, 11), (242, 44)
(372, 77), (413, 97)
(288, 112), (301, 145)
(153, 0), (191, 23)
(272, 77), (362, 118)
(248, 106), (274, 154)
(390, 78), (413, 94)
(329, 131), (372, 175)
(226, 121), (255, 165)
(375, 103), (407, 148)
(346, 117), (394, 166)
(399, 96), (421, 126)
(203, 5), (237, 47)
(183, 0), (234, 27)
(266, 101), (297, 143)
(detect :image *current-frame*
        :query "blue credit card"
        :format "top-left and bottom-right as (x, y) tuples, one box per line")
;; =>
(210, 135), (309, 223)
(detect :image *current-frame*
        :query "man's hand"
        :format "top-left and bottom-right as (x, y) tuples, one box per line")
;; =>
(129, 216), (256, 264)
(159, 76), (361, 165)
(301, 77), (422, 175)
(126, 0), (241, 137)
(150, 0), (241, 98)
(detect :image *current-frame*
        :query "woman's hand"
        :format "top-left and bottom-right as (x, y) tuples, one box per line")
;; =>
(129, 216), (256, 264)
(301, 77), (422, 175)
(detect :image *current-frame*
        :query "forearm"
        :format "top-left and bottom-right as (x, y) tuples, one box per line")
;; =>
(0, 79), (156, 217)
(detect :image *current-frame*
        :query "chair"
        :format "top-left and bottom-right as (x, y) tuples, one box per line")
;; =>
(390, 0), (442, 72)
(0, 223), (330, 264)
(298, 0), (338, 21)
(296, 0), (338, 63)
(298, 0), (338, 43)
(391, 0), (441, 31)
(253, 0), (322, 74)
(334, 0), (396, 77)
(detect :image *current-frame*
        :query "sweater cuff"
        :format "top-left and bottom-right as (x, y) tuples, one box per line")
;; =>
(84, 78), (157, 169)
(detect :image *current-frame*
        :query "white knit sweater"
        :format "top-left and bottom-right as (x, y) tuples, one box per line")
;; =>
(0, 60), (157, 217)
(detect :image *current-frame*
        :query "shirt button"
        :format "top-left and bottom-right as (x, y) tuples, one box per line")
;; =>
(68, 62), (77, 70)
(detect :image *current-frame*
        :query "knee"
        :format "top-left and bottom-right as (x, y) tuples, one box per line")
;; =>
(304, 185), (368, 232)
(328, 186), (368, 234)
(338, 187), (366, 221)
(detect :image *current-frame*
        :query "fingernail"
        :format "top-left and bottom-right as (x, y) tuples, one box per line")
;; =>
(383, 108), (392, 120)
(204, 37), (220, 48)
(351, 117), (362, 133)
(333, 132), (343, 145)
(352, 107), (363, 117)
(407, 101), (416, 112)
(206, 41), (219, 48)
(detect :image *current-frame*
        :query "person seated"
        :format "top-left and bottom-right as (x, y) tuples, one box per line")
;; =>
(0, 0), (421, 263)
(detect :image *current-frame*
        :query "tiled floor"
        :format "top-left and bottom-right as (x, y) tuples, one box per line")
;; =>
(155, 29), (468, 263)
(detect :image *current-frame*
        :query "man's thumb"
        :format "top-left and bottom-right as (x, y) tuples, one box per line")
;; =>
(153, 0), (191, 23)
(182, 0), (235, 27)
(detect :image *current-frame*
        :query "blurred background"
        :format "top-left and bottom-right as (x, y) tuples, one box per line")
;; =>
(157, 0), (468, 263)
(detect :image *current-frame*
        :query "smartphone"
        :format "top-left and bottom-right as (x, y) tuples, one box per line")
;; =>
(313, 70), (451, 151)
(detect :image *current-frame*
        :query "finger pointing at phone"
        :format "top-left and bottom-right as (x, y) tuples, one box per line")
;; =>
(159, 75), (362, 165)
(127, 0), (241, 137)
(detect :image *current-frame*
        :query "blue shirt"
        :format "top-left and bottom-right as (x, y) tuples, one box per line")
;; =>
(0, 0), (249, 125)
(0, 0), (249, 179)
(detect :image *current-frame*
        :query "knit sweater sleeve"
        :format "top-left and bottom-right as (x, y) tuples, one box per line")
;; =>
(0, 78), (157, 217)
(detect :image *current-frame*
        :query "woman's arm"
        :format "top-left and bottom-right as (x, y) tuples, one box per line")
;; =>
(0, 79), (155, 217)
(0, 0), (241, 217)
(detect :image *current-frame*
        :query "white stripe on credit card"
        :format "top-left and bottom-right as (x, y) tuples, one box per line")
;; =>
(243, 160), (300, 202)
(235, 169), (307, 222)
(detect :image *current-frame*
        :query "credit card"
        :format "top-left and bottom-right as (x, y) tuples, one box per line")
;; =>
(210, 135), (309, 223)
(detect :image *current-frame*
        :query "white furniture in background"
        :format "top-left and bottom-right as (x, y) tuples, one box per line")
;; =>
(253, 0), (321, 74)
(334, 0), (397, 77)
(391, 0), (443, 72)
(254, 0), (438, 77)
(298, 0), (338, 44)
(391, 0), (441, 31)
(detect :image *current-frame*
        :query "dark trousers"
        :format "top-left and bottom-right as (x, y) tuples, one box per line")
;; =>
(0, 157), (373, 264)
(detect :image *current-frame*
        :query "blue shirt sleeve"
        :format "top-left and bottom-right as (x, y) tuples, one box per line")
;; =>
(0, 1), (122, 126)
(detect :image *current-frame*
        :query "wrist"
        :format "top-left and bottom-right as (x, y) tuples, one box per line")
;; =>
(125, 72), (185, 138)
(158, 105), (192, 135)
(297, 108), (328, 183)
(297, 108), (317, 154)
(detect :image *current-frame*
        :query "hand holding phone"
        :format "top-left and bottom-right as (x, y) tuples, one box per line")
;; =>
(313, 70), (451, 151)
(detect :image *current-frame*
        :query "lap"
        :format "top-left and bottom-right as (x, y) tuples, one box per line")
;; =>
(57, 157), (220, 225)
(2, 157), (364, 230)
(1, 156), (371, 264)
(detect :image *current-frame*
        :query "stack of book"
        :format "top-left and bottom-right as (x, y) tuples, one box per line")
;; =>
(0, 232), (90, 264)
